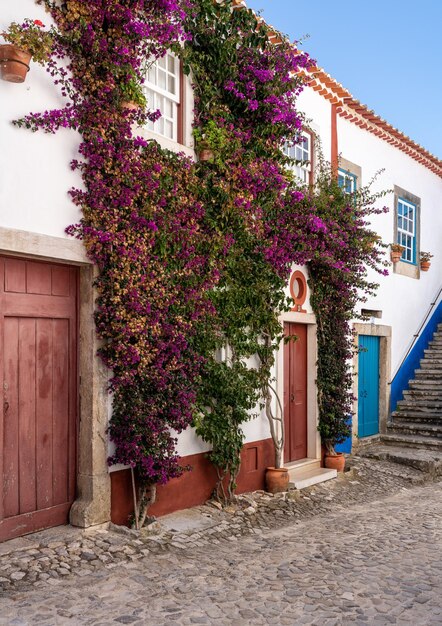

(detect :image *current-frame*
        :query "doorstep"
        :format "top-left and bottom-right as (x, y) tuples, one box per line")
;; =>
(285, 458), (337, 490)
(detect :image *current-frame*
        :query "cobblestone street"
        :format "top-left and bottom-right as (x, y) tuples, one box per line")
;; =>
(0, 459), (441, 625)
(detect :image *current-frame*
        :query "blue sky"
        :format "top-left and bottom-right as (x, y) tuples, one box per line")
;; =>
(246, 0), (442, 160)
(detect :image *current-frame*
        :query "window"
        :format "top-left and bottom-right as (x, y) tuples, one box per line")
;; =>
(283, 131), (312, 183)
(338, 168), (357, 194)
(396, 197), (416, 264)
(143, 52), (181, 141)
(393, 186), (420, 278)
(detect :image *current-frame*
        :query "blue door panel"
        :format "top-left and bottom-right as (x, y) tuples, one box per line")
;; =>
(358, 335), (380, 437)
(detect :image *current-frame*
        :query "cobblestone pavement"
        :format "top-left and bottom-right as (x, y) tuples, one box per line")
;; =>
(0, 457), (441, 625)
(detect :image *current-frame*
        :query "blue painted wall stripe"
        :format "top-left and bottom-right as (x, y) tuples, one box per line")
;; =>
(390, 300), (442, 413)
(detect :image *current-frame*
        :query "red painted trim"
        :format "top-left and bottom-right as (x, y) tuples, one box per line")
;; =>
(289, 270), (307, 313)
(110, 438), (275, 525)
(331, 104), (338, 178)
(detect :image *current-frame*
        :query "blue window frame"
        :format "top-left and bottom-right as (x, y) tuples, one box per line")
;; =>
(338, 168), (357, 194)
(397, 197), (416, 264)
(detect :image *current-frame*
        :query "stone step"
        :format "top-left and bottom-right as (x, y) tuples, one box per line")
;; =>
(387, 421), (442, 438)
(391, 415), (442, 428)
(408, 380), (442, 390)
(403, 389), (442, 400)
(288, 466), (337, 490)
(358, 444), (442, 476)
(381, 433), (442, 450)
(419, 361), (442, 369)
(414, 370), (442, 379)
(391, 409), (442, 421)
(396, 399), (442, 411)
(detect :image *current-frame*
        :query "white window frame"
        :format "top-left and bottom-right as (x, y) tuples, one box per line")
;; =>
(397, 198), (416, 264)
(283, 131), (312, 184)
(143, 52), (181, 142)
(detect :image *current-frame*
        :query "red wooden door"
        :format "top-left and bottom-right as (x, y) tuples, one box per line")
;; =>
(283, 322), (307, 463)
(0, 257), (78, 542)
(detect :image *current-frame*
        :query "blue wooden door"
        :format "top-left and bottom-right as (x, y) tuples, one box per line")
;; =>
(358, 335), (380, 437)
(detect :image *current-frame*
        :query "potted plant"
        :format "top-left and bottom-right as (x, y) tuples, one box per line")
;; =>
(119, 75), (147, 112)
(324, 442), (346, 472)
(194, 121), (230, 164)
(0, 19), (54, 83)
(389, 243), (404, 264)
(420, 251), (433, 272)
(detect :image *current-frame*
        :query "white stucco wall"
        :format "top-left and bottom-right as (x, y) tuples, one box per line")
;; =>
(337, 116), (442, 375)
(0, 2), (83, 238)
(297, 87), (332, 164)
(296, 83), (442, 377)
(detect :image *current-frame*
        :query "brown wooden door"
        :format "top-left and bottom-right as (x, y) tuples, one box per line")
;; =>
(0, 257), (78, 542)
(283, 322), (307, 463)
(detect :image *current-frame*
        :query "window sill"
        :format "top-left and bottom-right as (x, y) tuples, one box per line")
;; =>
(393, 260), (419, 279)
(137, 128), (196, 159)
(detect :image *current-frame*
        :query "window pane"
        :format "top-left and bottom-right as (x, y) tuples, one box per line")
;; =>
(168, 75), (176, 95)
(164, 120), (173, 139)
(158, 69), (166, 91)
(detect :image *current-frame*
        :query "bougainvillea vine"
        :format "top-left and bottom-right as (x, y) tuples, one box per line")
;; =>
(13, 0), (388, 518)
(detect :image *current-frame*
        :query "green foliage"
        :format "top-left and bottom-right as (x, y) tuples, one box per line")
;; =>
(119, 77), (147, 108)
(308, 159), (389, 452)
(3, 18), (55, 64)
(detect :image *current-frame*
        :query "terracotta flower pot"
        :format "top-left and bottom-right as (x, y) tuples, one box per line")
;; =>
(390, 251), (402, 263)
(198, 148), (214, 162)
(121, 101), (140, 112)
(324, 452), (345, 472)
(420, 261), (431, 272)
(265, 467), (289, 494)
(0, 45), (31, 83)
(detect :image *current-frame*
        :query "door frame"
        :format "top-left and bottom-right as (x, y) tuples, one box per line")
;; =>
(0, 228), (111, 534)
(353, 323), (391, 445)
(277, 311), (320, 464)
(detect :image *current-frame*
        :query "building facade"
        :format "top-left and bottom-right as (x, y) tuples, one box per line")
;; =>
(1, 1), (441, 541)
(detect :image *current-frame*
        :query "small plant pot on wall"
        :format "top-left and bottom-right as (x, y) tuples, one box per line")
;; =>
(198, 148), (214, 162)
(121, 101), (140, 112)
(389, 244), (404, 264)
(419, 252), (433, 272)
(265, 467), (289, 494)
(324, 452), (345, 472)
(0, 45), (31, 83)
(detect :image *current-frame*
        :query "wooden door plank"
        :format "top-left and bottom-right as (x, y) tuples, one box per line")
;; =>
(3, 317), (20, 519)
(67, 307), (77, 500)
(3, 294), (73, 318)
(36, 319), (54, 511)
(51, 266), (71, 297)
(292, 324), (307, 459)
(283, 323), (291, 462)
(4, 259), (26, 294)
(26, 262), (52, 295)
(52, 319), (70, 506)
(18, 318), (37, 514)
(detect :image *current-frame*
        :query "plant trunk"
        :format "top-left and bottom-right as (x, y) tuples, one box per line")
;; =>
(132, 483), (157, 529)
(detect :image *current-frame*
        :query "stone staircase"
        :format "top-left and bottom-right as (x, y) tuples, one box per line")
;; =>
(384, 323), (442, 451)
